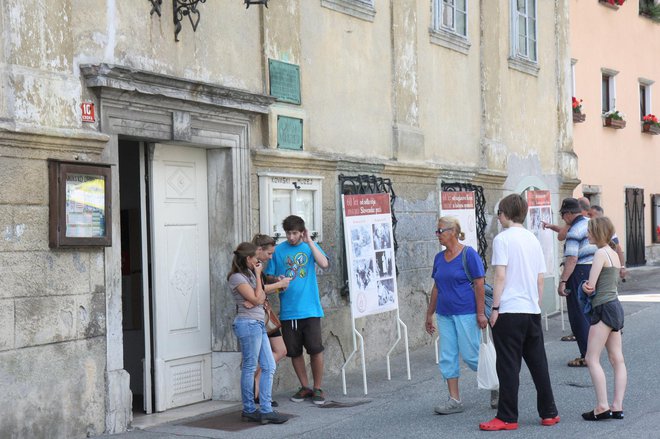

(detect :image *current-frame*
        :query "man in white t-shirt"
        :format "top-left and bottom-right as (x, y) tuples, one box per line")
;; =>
(479, 194), (559, 432)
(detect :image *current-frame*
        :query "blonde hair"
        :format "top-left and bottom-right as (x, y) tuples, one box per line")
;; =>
(588, 216), (616, 249)
(252, 233), (275, 249)
(438, 216), (466, 241)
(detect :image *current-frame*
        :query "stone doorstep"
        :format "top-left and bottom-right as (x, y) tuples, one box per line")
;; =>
(130, 400), (238, 430)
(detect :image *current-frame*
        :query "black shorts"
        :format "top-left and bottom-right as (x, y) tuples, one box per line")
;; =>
(281, 317), (324, 357)
(590, 299), (624, 331)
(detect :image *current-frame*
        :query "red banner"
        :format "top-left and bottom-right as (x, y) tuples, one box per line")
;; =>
(526, 190), (551, 207)
(441, 191), (475, 210)
(344, 193), (391, 217)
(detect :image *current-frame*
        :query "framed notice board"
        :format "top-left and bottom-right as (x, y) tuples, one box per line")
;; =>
(268, 59), (301, 105)
(48, 160), (112, 247)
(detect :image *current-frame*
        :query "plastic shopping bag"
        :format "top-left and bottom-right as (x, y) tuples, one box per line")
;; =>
(477, 327), (499, 390)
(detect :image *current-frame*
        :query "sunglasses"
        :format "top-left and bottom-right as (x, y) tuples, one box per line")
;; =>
(435, 227), (453, 235)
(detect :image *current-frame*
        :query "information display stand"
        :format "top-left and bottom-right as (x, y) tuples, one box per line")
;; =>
(340, 194), (410, 395)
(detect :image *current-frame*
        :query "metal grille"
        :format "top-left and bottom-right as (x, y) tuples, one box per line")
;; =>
(338, 174), (398, 296)
(441, 182), (488, 270)
(625, 188), (646, 266)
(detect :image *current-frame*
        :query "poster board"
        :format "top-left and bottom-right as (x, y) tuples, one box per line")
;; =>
(440, 191), (478, 251)
(342, 193), (398, 318)
(526, 190), (555, 276)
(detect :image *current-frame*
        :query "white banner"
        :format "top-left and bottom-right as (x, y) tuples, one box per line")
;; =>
(440, 191), (478, 251)
(342, 193), (399, 318)
(526, 190), (555, 276)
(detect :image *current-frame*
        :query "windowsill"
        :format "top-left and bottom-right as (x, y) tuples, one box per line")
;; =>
(598, 0), (620, 10)
(429, 28), (471, 55)
(321, 0), (376, 22)
(639, 12), (660, 22)
(508, 56), (540, 77)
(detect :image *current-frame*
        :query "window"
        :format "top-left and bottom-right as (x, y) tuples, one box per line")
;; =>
(259, 173), (324, 243)
(437, 0), (467, 36)
(652, 194), (660, 244)
(509, 0), (539, 75)
(321, 0), (375, 22)
(430, 0), (470, 54)
(571, 59), (577, 97)
(512, 0), (537, 61)
(639, 78), (654, 120)
(601, 68), (619, 113)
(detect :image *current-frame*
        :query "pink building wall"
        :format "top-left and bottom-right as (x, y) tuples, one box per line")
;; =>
(571, 0), (660, 264)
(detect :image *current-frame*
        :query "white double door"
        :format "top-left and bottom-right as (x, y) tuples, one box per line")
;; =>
(148, 143), (212, 412)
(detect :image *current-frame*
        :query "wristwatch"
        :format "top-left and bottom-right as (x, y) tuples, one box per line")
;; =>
(492, 306), (500, 311)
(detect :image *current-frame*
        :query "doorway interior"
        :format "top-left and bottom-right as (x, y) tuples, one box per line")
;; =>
(119, 140), (152, 414)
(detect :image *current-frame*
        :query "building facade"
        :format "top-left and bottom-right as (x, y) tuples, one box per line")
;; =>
(571, 0), (660, 265)
(0, 0), (573, 436)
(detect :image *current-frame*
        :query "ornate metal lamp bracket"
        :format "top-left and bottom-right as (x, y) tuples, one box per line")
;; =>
(172, 0), (206, 42)
(150, 0), (268, 41)
(244, 0), (269, 8)
(149, 0), (162, 16)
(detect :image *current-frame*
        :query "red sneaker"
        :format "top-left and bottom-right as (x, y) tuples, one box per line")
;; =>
(541, 416), (561, 426)
(479, 417), (518, 431)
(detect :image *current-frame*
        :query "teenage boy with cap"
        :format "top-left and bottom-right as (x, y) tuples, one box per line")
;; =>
(557, 198), (597, 367)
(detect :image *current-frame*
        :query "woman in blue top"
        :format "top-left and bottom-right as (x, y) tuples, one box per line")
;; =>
(425, 216), (488, 415)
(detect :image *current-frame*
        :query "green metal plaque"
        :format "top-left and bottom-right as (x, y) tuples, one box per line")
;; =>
(277, 116), (303, 150)
(269, 59), (301, 105)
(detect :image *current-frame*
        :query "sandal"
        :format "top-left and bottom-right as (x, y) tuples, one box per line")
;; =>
(561, 334), (576, 342)
(567, 357), (587, 367)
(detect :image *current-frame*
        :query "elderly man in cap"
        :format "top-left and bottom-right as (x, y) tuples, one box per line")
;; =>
(557, 198), (597, 367)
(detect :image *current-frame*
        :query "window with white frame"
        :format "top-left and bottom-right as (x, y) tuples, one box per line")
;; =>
(511, 0), (537, 62)
(601, 69), (619, 113)
(571, 59), (577, 97)
(639, 79), (654, 120)
(435, 0), (467, 37)
(430, 0), (470, 53)
(259, 173), (324, 243)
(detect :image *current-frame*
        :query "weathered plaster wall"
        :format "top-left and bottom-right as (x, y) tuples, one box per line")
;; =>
(0, 131), (109, 436)
(1, 0), (574, 434)
(418, 0), (482, 167)
(296, 1), (393, 158)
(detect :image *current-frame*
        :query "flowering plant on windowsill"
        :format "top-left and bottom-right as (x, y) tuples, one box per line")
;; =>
(642, 114), (660, 127)
(601, 0), (625, 6)
(572, 97), (583, 114)
(603, 109), (625, 121)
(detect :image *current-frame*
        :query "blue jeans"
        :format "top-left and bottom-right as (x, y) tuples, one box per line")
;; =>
(437, 313), (480, 379)
(566, 264), (591, 357)
(232, 318), (276, 414)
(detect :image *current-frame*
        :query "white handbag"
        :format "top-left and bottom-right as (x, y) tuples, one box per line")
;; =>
(477, 326), (499, 390)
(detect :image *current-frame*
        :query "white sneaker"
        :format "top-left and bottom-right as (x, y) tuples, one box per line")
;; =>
(434, 397), (464, 415)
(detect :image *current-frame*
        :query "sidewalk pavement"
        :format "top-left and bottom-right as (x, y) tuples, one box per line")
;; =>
(97, 266), (660, 439)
